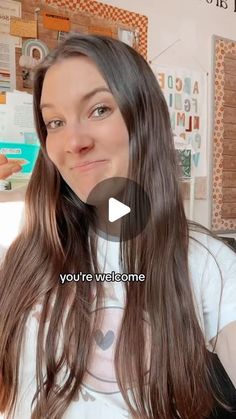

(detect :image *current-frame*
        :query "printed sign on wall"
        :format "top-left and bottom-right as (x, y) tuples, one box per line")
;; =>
(154, 67), (207, 177)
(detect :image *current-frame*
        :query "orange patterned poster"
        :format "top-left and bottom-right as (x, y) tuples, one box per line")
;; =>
(212, 37), (236, 232)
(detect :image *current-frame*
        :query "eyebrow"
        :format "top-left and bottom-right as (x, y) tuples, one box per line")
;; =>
(40, 87), (112, 111)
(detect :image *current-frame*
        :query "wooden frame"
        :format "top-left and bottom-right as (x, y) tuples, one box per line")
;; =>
(212, 35), (236, 232)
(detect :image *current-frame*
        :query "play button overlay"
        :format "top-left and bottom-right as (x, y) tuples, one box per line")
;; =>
(86, 177), (151, 242)
(108, 198), (131, 222)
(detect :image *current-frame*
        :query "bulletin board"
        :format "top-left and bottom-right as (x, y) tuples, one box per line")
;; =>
(12, 0), (148, 94)
(0, 0), (148, 188)
(212, 36), (236, 232)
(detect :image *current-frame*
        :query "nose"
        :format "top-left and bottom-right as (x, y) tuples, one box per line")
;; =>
(65, 121), (94, 155)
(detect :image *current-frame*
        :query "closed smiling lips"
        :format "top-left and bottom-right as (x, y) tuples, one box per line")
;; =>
(71, 159), (108, 171)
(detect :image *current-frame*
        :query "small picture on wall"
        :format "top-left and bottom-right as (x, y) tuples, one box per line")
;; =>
(118, 28), (136, 47)
(176, 149), (191, 179)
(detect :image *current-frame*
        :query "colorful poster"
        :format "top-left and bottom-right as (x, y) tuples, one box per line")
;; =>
(176, 149), (191, 178)
(0, 39), (16, 91)
(0, 142), (40, 179)
(154, 67), (207, 177)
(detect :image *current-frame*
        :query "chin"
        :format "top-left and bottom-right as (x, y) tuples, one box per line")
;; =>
(74, 189), (90, 203)
(69, 174), (117, 204)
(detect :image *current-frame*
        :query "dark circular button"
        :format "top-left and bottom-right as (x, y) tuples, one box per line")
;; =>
(86, 177), (151, 242)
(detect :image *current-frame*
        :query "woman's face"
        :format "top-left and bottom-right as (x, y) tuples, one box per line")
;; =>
(40, 56), (129, 202)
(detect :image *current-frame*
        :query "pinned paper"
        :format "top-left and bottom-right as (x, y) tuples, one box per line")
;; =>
(0, 39), (16, 92)
(42, 12), (70, 32)
(10, 17), (37, 38)
(57, 31), (69, 44)
(0, 0), (22, 47)
(0, 93), (6, 104)
(1, 92), (39, 144)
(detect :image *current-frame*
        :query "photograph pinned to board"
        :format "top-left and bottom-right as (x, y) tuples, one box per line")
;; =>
(176, 149), (191, 178)
(118, 27), (138, 48)
(19, 39), (49, 89)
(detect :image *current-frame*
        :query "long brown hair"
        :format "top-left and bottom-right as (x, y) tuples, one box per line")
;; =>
(0, 34), (220, 418)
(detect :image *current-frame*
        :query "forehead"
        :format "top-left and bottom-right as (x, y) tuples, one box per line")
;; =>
(41, 56), (108, 101)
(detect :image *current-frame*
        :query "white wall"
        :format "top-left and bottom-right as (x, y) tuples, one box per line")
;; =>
(99, 0), (236, 232)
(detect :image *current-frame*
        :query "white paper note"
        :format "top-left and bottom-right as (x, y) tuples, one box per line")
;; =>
(0, 92), (38, 143)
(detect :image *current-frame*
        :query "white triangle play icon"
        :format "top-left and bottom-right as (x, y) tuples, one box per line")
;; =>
(108, 197), (131, 222)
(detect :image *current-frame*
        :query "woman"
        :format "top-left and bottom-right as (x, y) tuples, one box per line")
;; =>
(0, 34), (235, 419)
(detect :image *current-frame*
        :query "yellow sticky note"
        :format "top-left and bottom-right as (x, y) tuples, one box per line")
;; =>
(0, 93), (6, 104)
(10, 17), (37, 38)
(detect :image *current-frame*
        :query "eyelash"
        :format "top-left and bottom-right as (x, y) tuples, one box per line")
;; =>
(44, 105), (111, 131)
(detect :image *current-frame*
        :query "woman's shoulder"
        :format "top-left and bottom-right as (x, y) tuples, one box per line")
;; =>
(188, 228), (236, 293)
(188, 229), (236, 272)
(188, 228), (236, 341)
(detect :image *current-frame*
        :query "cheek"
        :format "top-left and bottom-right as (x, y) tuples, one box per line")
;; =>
(110, 121), (129, 154)
(101, 111), (129, 152)
(45, 137), (61, 167)
(45, 137), (52, 159)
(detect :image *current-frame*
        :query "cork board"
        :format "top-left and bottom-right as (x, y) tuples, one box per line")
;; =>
(212, 36), (236, 232)
(12, 0), (147, 93)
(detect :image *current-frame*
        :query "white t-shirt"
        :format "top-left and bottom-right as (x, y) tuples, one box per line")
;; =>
(3, 231), (236, 418)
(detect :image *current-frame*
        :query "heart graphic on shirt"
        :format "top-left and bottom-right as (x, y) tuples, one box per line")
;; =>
(94, 329), (115, 350)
